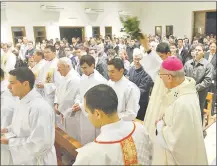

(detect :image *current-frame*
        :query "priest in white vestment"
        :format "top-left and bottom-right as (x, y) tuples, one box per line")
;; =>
(72, 55), (107, 145)
(54, 57), (81, 140)
(1, 43), (16, 74)
(1, 68), (16, 129)
(107, 58), (140, 121)
(139, 37), (170, 141)
(36, 45), (62, 107)
(153, 57), (208, 165)
(1, 67), (57, 165)
(73, 84), (153, 165)
(32, 50), (46, 79)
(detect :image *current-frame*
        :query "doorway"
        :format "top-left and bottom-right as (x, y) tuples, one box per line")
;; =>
(59, 27), (85, 44)
(205, 12), (216, 35)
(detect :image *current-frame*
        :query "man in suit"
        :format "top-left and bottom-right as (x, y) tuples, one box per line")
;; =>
(89, 48), (108, 79)
(54, 41), (65, 58)
(204, 42), (216, 115)
(184, 44), (213, 126)
(177, 38), (191, 65)
(64, 46), (78, 70)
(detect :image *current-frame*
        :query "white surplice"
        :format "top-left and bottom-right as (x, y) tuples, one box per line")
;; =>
(31, 59), (46, 79)
(1, 80), (16, 166)
(1, 79), (16, 129)
(54, 68), (81, 140)
(1, 51), (16, 74)
(139, 51), (167, 141)
(73, 120), (153, 165)
(36, 58), (62, 107)
(76, 70), (107, 145)
(107, 76), (140, 121)
(153, 77), (208, 165)
(4, 89), (57, 165)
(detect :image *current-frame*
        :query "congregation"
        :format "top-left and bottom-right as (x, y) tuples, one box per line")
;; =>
(1, 32), (216, 165)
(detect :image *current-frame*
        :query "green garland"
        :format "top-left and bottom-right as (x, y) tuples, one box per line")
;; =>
(120, 16), (144, 40)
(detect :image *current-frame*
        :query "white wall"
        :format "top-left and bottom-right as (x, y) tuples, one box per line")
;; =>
(1, 2), (215, 45)
(1, 2), (141, 44)
(140, 2), (216, 41)
(1, 2), (60, 43)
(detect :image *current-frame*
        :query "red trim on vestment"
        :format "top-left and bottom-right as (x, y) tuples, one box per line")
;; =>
(94, 122), (136, 144)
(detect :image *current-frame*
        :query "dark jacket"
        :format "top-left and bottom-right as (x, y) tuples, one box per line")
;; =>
(204, 52), (217, 113)
(69, 55), (78, 70)
(104, 43), (113, 53)
(204, 52), (216, 84)
(177, 48), (191, 65)
(15, 57), (28, 68)
(126, 45), (135, 63)
(184, 58), (213, 112)
(56, 49), (65, 58)
(95, 56), (109, 80)
(25, 48), (35, 59)
(127, 66), (153, 120)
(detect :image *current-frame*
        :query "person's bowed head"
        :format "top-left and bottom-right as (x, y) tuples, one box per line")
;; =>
(83, 84), (120, 128)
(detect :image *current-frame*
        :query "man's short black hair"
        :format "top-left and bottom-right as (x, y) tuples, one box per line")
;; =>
(156, 42), (171, 54)
(9, 67), (35, 90)
(0, 68), (4, 79)
(80, 55), (95, 66)
(169, 35), (174, 39)
(107, 58), (124, 70)
(84, 84), (118, 115)
(177, 38), (183, 42)
(34, 50), (44, 59)
(44, 45), (56, 53)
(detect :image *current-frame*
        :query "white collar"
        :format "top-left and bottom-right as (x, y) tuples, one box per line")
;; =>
(68, 54), (73, 58)
(179, 47), (183, 51)
(1, 79), (9, 93)
(100, 119), (123, 133)
(83, 69), (97, 78)
(112, 75), (126, 83)
(65, 68), (76, 79)
(38, 59), (46, 64)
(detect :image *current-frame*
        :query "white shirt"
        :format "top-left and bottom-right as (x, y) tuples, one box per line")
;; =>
(1, 80), (16, 128)
(107, 76), (140, 121)
(36, 58), (62, 107)
(178, 47), (183, 55)
(77, 70), (107, 145)
(31, 59), (46, 79)
(54, 69), (81, 140)
(1, 51), (16, 74)
(74, 120), (152, 165)
(4, 89), (57, 165)
(208, 53), (215, 62)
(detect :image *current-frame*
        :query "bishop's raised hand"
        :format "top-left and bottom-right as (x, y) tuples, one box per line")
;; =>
(139, 33), (150, 52)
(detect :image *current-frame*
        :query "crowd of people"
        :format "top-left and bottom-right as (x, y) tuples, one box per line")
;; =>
(1, 32), (216, 165)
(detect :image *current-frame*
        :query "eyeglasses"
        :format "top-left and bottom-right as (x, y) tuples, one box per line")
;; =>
(158, 73), (169, 76)
(158, 72), (175, 77)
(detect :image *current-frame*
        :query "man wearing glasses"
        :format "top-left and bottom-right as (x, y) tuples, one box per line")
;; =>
(139, 35), (207, 165)
(155, 57), (207, 165)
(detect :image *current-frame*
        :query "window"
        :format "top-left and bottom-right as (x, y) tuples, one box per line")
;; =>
(33, 26), (46, 43)
(11, 26), (26, 45)
(92, 26), (100, 38)
(105, 26), (112, 39)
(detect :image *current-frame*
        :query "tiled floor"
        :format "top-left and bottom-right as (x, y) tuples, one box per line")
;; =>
(205, 122), (216, 165)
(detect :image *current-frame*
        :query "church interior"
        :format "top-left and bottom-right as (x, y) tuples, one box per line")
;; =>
(1, 1), (216, 165)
